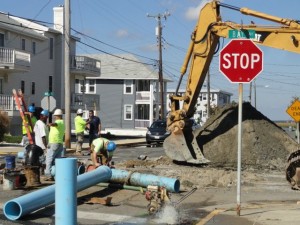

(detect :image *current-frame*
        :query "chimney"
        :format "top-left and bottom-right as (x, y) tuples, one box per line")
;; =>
(53, 5), (64, 33)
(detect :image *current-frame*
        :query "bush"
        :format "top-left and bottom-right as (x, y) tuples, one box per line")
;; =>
(3, 135), (22, 144)
(0, 111), (10, 142)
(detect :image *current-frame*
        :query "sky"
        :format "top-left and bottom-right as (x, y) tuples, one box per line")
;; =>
(1, 0), (300, 121)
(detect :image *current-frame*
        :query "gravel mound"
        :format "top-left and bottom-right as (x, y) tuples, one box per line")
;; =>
(197, 102), (298, 170)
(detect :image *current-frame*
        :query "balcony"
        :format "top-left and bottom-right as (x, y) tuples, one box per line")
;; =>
(70, 55), (101, 77)
(71, 93), (100, 111)
(136, 91), (150, 101)
(0, 47), (31, 73)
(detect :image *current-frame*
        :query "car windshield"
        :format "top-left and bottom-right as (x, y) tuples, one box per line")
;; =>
(150, 121), (166, 129)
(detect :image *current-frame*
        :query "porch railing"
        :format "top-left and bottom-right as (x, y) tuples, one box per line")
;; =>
(136, 91), (150, 101)
(0, 47), (31, 70)
(134, 119), (150, 128)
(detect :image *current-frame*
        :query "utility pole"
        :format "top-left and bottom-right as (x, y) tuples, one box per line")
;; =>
(147, 11), (170, 119)
(249, 81), (252, 104)
(207, 69), (211, 118)
(64, 0), (71, 148)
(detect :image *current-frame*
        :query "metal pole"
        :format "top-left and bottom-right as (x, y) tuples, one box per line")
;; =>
(297, 122), (300, 144)
(64, 0), (71, 148)
(237, 83), (243, 216)
(207, 69), (211, 118)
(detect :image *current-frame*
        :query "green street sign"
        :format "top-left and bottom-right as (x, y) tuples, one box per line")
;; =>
(228, 29), (256, 39)
(44, 91), (53, 96)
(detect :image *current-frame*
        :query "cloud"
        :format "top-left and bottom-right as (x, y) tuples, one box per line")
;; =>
(115, 29), (129, 38)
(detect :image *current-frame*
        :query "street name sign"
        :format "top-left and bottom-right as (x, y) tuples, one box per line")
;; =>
(228, 29), (256, 39)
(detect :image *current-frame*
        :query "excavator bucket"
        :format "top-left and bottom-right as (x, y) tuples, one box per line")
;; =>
(163, 127), (210, 164)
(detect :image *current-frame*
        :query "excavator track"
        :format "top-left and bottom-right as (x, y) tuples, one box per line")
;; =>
(286, 149), (300, 190)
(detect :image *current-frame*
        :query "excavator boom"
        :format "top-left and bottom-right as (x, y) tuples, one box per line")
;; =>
(164, 1), (300, 164)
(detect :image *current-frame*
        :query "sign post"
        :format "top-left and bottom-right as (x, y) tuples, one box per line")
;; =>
(286, 100), (300, 144)
(219, 39), (263, 216)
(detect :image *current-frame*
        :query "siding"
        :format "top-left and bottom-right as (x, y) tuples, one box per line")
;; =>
(97, 80), (135, 129)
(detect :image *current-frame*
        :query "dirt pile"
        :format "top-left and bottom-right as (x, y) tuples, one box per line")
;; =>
(197, 102), (298, 170)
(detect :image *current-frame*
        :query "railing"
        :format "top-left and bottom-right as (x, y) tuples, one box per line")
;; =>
(70, 55), (100, 75)
(0, 47), (31, 69)
(136, 91), (150, 101)
(0, 94), (14, 111)
(71, 93), (100, 111)
(134, 119), (150, 128)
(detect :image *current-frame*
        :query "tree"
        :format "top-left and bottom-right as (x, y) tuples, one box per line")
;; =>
(0, 111), (10, 142)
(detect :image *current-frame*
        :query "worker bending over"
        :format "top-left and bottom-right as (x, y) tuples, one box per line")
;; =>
(90, 137), (116, 167)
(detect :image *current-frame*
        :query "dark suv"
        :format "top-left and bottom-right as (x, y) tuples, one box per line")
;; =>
(146, 120), (170, 145)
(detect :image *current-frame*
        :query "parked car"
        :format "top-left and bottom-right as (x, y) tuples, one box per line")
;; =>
(146, 120), (170, 145)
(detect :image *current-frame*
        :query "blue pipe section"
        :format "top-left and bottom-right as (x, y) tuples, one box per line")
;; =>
(3, 166), (112, 221)
(55, 158), (77, 225)
(110, 169), (180, 193)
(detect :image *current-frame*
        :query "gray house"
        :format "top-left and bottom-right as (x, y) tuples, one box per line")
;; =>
(78, 54), (170, 136)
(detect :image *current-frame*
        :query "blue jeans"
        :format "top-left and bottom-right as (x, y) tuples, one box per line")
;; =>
(45, 143), (64, 177)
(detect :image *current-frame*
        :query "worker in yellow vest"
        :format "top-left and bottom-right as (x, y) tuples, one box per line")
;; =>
(21, 105), (37, 146)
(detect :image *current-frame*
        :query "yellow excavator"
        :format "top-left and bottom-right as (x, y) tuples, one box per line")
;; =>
(164, 1), (300, 188)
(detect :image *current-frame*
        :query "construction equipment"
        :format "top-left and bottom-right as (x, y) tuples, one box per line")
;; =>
(164, 1), (300, 165)
(286, 150), (300, 190)
(12, 89), (34, 145)
(145, 185), (170, 214)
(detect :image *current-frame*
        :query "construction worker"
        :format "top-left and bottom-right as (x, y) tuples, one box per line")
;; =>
(90, 137), (116, 167)
(43, 108), (65, 181)
(33, 110), (49, 171)
(86, 110), (101, 149)
(21, 105), (37, 146)
(74, 108), (86, 155)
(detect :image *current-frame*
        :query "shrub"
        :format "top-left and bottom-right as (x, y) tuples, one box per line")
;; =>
(0, 111), (10, 142)
(3, 135), (22, 143)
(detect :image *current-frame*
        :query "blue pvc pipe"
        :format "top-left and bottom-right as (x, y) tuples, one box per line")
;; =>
(51, 164), (85, 176)
(55, 158), (77, 225)
(110, 169), (180, 193)
(3, 166), (112, 220)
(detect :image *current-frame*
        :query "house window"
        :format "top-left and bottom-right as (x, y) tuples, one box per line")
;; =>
(0, 33), (4, 47)
(124, 105), (133, 120)
(31, 82), (35, 95)
(0, 78), (3, 94)
(49, 76), (53, 92)
(49, 38), (54, 59)
(21, 38), (26, 50)
(21, 80), (25, 94)
(85, 79), (96, 93)
(76, 79), (85, 93)
(32, 41), (36, 55)
(135, 104), (149, 119)
(136, 80), (150, 91)
(124, 80), (133, 94)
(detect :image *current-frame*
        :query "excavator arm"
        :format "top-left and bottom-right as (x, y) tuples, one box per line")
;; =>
(164, 1), (300, 164)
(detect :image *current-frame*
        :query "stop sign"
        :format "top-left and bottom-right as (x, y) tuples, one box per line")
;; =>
(219, 39), (263, 83)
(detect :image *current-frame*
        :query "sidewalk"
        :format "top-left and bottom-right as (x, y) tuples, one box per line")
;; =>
(0, 137), (146, 155)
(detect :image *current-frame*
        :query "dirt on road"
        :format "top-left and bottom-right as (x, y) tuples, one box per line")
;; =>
(119, 102), (299, 191)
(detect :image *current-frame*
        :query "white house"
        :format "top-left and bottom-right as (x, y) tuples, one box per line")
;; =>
(167, 87), (232, 125)
(0, 7), (100, 135)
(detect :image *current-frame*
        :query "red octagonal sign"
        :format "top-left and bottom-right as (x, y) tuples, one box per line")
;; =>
(219, 39), (263, 83)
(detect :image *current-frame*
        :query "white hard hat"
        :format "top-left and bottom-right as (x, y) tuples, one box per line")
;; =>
(77, 109), (83, 114)
(53, 109), (63, 116)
